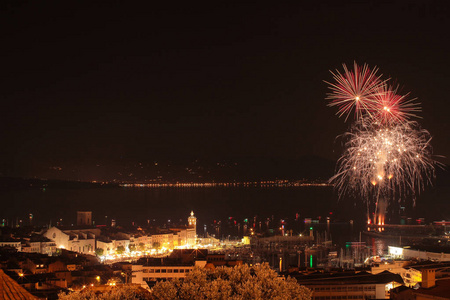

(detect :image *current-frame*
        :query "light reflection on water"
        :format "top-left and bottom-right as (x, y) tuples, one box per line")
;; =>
(369, 238), (389, 256)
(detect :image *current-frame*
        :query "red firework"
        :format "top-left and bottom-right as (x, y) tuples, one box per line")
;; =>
(325, 62), (386, 121)
(371, 84), (421, 125)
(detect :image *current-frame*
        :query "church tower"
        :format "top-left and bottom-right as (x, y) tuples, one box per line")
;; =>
(188, 211), (197, 229)
(187, 211), (197, 246)
(77, 211), (92, 226)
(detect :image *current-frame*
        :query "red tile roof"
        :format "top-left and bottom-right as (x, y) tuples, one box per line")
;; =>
(0, 269), (38, 300)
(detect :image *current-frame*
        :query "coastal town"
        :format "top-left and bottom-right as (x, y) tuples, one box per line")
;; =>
(1, 210), (450, 299)
(2, 2), (450, 299)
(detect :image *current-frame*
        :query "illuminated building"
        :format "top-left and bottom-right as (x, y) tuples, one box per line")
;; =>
(188, 211), (197, 229)
(132, 250), (210, 289)
(44, 211), (197, 256)
(20, 236), (56, 256)
(44, 227), (99, 254)
(151, 231), (175, 249)
(0, 239), (22, 251)
(402, 261), (450, 288)
(391, 276), (450, 300)
(112, 237), (130, 253)
(96, 239), (114, 256)
(168, 211), (197, 247)
(187, 211), (197, 245)
(132, 259), (207, 289)
(129, 234), (151, 251)
(146, 212), (197, 250)
(296, 271), (404, 299)
(389, 246), (450, 262)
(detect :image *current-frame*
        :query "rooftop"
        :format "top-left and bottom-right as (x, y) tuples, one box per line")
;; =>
(407, 261), (450, 271)
(415, 278), (450, 299)
(0, 269), (38, 299)
(295, 270), (404, 286)
(136, 257), (196, 267)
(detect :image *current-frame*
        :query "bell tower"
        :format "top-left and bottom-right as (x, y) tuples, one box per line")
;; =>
(77, 211), (92, 226)
(188, 211), (197, 228)
(187, 211), (197, 246)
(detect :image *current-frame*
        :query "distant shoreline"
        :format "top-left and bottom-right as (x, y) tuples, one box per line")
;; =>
(121, 182), (332, 188)
(0, 176), (332, 190)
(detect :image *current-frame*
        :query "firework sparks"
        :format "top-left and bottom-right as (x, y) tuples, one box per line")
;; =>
(371, 84), (421, 125)
(326, 62), (439, 224)
(330, 119), (435, 202)
(325, 62), (386, 121)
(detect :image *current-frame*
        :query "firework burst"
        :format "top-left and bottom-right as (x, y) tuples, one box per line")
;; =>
(325, 62), (438, 224)
(325, 62), (386, 121)
(371, 84), (421, 125)
(330, 119), (435, 202)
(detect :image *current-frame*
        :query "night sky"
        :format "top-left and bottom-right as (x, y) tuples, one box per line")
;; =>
(1, 1), (449, 181)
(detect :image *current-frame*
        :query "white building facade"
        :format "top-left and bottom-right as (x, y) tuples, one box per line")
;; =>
(132, 260), (207, 289)
(44, 227), (99, 255)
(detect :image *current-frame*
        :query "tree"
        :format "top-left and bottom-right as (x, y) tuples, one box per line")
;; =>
(150, 263), (312, 300)
(58, 285), (150, 300)
(129, 244), (136, 252)
(57, 264), (311, 300)
(152, 242), (160, 250)
(116, 246), (125, 255)
(138, 243), (145, 252)
(95, 248), (104, 256)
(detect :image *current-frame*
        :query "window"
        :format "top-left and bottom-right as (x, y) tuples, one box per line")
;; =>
(174, 269), (179, 273)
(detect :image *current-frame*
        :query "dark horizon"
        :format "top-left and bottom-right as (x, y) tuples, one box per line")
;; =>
(0, 155), (338, 183)
(1, 1), (450, 182)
